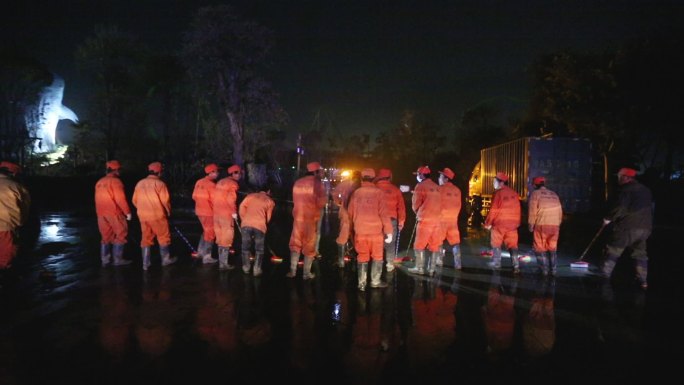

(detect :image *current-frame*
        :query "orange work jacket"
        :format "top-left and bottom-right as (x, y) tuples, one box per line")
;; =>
(528, 187), (563, 227)
(238, 191), (275, 233)
(439, 182), (461, 221)
(376, 179), (406, 227)
(192, 176), (216, 217)
(132, 175), (170, 221)
(412, 178), (441, 223)
(95, 173), (131, 217)
(292, 175), (327, 222)
(213, 177), (239, 218)
(347, 182), (392, 236)
(485, 185), (521, 230)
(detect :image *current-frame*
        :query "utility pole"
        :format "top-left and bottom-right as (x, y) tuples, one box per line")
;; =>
(296, 133), (303, 174)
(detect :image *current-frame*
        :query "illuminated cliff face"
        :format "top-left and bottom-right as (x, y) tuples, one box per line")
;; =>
(24, 74), (78, 153)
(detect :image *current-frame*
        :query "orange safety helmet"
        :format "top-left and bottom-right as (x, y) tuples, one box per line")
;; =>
(0, 161), (21, 175)
(361, 168), (375, 178)
(495, 171), (509, 182)
(438, 167), (455, 180)
(377, 168), (392, 179)
(227, 164), (241, 174)
(204, 163), (218, 174)
(106, 160), (121, 171)
(413, 165), (430, 175)
(148, 162), (163, 173)
(306, 162), (322, 172)
(532, 176), (545, 185)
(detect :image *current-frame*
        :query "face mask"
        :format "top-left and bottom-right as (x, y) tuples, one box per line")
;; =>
(416, 175), (423, 183)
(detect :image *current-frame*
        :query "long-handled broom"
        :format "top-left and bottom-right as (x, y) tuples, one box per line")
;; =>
(571, 223), (606, 269)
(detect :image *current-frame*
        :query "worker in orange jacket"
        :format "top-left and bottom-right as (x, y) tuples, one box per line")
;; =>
(528, 176), (563, 276)
(213, 164), (241, 270)
(375, 168), (406, 273)
(408, 166), (442, 276)
(238, 185), (275, 276)
(132, 162), (176, 270)
(484, 171), (521, 273)
(0, 161), (31, 272)
(348, 168), (394, 291)
(331, 170), (361, 267)
(288, 161), (327, 279)
(437, 167), (462, 269)
(95, 160), (132, 267)
(192, 163), (219, 264)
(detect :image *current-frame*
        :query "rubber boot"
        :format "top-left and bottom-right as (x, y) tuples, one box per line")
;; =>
(303, 256), (316, 280)
(436, 247), (445, 267)
(601, 254), (618, 278)
(286, 251), (299, 278)
(160, 245), (177, 266)
(241, 251), (251, 274)
(219, 247), (233, 270)
(487, 247), (502, 270)
(408, 250), (425, 275)
(195, 238), (205, 259)
(337, 243), (346, 268)
(428, 251), (439, 276)
(537, 251), (549, 276)
(510, 248), (520, 274)
(253, 254), (263, 277)
(112, 243), (131, 266)
(201, 239), (218, 264)
(100, 243), (112, 267)
(452, 245), (462, 270)
(141, 246), (151, 271)
(636, 259), (648, 289)
(549, 251), (558, 276)
(357, 262), (368, 291)
(370, 260), (387, 288)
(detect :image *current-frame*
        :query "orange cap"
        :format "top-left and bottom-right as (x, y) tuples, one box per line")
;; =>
(495, 171), (509, 182)
(306, 162), (322, 172)
(439, 167), (455, 180)
(227, 164), (241, 174)
(0, 161), (21, 175)
(413, 166), (430, 175)
(377, 168), (392, 179)
(204, 163), (218, 174)
(532, 176), (545, 185)
(361, 168), (375, 178)
(148, 162), (163, 173)
(617, 167), (637, 177)
(106, 160), (121, 170)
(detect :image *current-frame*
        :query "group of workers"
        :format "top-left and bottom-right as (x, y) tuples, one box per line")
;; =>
(0, 159), (653, 290)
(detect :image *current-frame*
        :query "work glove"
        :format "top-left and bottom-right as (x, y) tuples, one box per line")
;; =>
(232, 213), (238, 220)
(484, 225), (492, 231)
(528, 224), (534, 232)
(126, 213), (132, 221)
(384, 233), (393, 244)
(399, 222), (404, 231)
(602, 218), (611, 226)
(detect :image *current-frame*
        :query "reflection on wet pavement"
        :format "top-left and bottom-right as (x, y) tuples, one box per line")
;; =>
(0, 209), (681, 384)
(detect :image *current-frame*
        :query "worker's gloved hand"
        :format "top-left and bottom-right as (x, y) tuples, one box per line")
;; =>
(384, 233), (393, 244)
(602, 218), (611, 226)
(484, 225), (492, 231)
(232, 213), (238, 220)
(399, 223), (404, 231)
(126, 213), (132, 221)
(528, 224), (534, 232)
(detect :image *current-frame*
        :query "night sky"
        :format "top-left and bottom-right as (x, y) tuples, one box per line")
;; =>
(4, 0), (683, 143)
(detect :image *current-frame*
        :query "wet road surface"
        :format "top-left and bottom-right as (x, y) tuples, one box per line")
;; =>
(1, 204), (682, 385)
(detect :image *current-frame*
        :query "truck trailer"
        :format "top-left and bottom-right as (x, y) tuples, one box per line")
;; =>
(468, 137), (593, 222)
